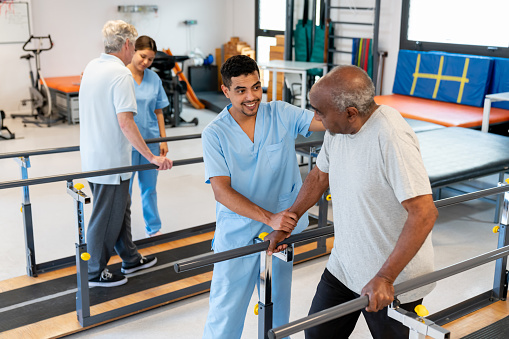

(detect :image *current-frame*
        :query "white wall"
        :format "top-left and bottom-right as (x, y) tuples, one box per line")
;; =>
(378, 0), (403, 95)
(0, 0), (246, 113)
(231, 0), (255, 48)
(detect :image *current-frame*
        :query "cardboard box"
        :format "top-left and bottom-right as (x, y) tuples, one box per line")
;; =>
(276, 35), (285, 46)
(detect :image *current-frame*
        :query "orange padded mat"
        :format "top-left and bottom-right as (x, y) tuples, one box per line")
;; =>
(43, 76), (81, 93)
(375, 94), (509, 128)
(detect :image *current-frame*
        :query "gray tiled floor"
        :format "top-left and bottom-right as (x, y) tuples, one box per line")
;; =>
(0, 104), (504, 338)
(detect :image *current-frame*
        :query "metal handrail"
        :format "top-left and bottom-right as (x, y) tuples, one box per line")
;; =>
(174, 226), (335, 273)
(268, 244), (509, 338)
(0, 157), (203, 190)
(173, 184), (509, 274)
(0, 134), (202, 160)
(435, 184), (509, 208)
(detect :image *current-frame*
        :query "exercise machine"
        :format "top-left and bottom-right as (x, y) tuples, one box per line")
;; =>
(150, 51), (198, 127)
(12, 35), (63, 127)
(0, 110), (15, 140)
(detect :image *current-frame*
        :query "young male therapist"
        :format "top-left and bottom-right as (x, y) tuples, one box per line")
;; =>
(201, 55), (325, 338)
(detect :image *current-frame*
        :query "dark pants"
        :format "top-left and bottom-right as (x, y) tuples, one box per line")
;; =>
(305, 269), (423, 339)
(87, 180), (141, 279)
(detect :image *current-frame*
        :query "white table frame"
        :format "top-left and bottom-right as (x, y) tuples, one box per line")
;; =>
(258, 60), (328, 109)
(482, 92), (509, 133)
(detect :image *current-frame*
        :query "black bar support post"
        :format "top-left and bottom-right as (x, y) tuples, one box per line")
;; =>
(67, 180), (92, 326)
(493, 185), (509, 300)
(14, 156), (37, 277)
(316, 190), (329, 252)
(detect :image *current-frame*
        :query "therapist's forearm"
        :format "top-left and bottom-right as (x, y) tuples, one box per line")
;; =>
(155, 109), (166, 138)
(210, 176), (298, 233)
(213, 181), (273, 225)
(117, 112), (155, 162)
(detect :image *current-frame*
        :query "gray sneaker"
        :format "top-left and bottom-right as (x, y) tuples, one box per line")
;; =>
(121, 255), (157, 274)
(89, 268), (127, 287)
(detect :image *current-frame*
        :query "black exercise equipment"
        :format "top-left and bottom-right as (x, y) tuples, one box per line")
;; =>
(0, 110), (15, 140)
(150, 51), (198, 127)
(12, 35), (64, 127)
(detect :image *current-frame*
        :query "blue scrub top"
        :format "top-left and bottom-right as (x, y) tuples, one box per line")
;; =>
(133, 68), (169, 140)
(202, 101), (314, 252)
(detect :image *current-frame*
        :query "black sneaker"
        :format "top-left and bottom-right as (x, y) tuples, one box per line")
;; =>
(89, 268), (127, 287)
(121, 255), (157, 274)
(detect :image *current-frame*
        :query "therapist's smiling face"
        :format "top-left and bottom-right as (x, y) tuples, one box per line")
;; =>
(222, 71), (262, 118)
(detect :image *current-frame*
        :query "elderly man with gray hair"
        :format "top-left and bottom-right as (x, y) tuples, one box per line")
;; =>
(269, 65), (438, 338)
(79, 20), (173, 287)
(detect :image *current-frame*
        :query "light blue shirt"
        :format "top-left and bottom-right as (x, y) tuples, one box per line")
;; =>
(79, 53), (137, 185)
(133, 68), (169, 140)
(202, 101), (314, 252)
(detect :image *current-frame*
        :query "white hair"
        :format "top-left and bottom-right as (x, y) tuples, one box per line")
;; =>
(329, 65), (375, 116)
(102, 20), (138, 54)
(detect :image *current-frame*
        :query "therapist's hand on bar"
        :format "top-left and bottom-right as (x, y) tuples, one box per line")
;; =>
(265, 230), (290, 255)
(268, 209), (298, 233)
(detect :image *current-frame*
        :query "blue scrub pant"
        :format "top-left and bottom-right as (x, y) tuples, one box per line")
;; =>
(129, 146), (162, 235)
(203, 252), (293, 339)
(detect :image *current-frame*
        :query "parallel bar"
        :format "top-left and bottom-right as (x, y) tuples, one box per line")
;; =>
(331, 21), (373, 26)
(434, 185), (509, 209)
(175, 184), (509, 274)
(330, 35), (362, 39)
(0, 146), (79, 160)
(269, 245), (509, 339)
(175, 226), (335, 273)
(0, 134), (202, 160)
(328, 49), (353, 54)
(329, 6), (374, 10)
(0, 157), (204, 190)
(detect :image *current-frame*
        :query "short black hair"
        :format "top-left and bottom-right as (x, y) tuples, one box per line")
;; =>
(221, 55), (259, 88)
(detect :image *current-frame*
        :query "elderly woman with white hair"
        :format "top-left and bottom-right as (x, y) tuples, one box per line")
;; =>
(79, 20), (173, 287)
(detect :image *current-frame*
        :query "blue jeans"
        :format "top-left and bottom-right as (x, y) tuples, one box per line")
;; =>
(129, 147), (162, 235)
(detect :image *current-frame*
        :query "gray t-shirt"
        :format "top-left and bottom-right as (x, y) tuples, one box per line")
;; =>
(316, 105), (435, 303)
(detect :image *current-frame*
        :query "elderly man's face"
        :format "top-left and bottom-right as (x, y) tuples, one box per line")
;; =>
(309, 88), (354, 135)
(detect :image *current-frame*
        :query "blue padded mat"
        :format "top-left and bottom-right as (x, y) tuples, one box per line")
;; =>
(393, 50), (493, 107)
(488, 57), (509, 110)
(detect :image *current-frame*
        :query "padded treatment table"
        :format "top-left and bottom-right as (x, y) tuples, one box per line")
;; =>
(44, 76), (81, 124)
(404, 117), (445, 133)
(417, 127), (509, 188)
(375, 94), (509, 128)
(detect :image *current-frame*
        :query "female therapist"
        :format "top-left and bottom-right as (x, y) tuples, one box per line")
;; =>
(127, 35), (169, 237)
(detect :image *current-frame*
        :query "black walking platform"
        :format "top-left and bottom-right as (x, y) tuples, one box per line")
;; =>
(0, 241), (212, 333)
(0, 215), (333, 338)
(461, 315), (509, 339)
